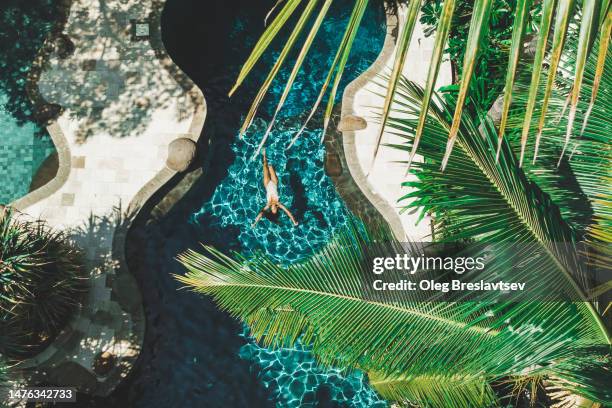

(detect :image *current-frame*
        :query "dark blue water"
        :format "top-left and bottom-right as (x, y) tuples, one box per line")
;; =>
(192, 4), (383, 264)
(118, 1), (386, 407)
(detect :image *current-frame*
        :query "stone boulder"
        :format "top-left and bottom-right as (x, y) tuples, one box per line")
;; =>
(166, 138), (197, 172)
(93, 351), (116, 376)
(337, 115), (367, 132)
(324, 153), (343, 177)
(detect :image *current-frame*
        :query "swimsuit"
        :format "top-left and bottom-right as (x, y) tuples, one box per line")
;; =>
(266, 180), (279, 202)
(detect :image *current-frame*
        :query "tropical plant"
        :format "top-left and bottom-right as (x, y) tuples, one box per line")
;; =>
(420, 0), (526, 109)
(229, 0), (610, 169)
(502, 38), (611, 244)
(177, 218), (610, 406)
(0, 208), (86, 357)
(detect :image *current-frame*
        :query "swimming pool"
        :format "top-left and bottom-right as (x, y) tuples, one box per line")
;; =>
(191, 3), (383, 264)
(0, 2), (58, 204)
(117, 1), (386, 406)
(0, 92), (55, 204)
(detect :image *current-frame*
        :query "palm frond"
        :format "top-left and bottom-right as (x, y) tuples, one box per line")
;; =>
(505, 38), (611, 241)
(440, 0), (492, 170)
(533, 0), (576, 162)
(261, 0), (335, 149)
(495, 0), (533, 162)
(518, 0), (556, 167)
(229, 0), (301, 97)
(407, 0), (457, 171)
(371, 0), (422, 172)
(559, 0), (600, 164)
(385, 78), (609, 336)
(369, 372), (498, 407)
(579, 7), (612, 138)
(240, 0), (319, 144)
(289, 0), (369, 148)
(176, 211), (610, 406)
(232, 1), (610, 169)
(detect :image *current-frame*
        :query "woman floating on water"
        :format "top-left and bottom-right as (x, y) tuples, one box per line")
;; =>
(252, 149), (299, 227)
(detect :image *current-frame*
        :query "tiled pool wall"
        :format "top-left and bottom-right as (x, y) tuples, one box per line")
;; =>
(0, 2), (60, 204)
(0, 93), (56, 204)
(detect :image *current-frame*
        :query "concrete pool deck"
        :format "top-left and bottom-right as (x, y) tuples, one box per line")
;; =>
(341, 6), (452, 242)
(10, 0), (205, 397)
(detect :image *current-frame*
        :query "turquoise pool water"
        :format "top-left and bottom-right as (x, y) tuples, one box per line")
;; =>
(192, 5), (382, 264)
(193, 119), (347, 264)
(240, 330), (385, 408)
(122, 1), (387, 406)
(0, 2), (58, 204)
(0, 92), (55, 204)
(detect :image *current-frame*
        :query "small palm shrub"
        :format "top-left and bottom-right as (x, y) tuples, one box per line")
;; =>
(0, 208), (86, 357)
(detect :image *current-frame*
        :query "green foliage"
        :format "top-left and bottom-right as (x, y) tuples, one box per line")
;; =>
(420, 0), (527, 107)
(233, 1), (609, 170)
(504, 39), (612, 242)
(0, 208), (86, 358)
(177, 213), (610, 406)
(382, 72), (611, 405)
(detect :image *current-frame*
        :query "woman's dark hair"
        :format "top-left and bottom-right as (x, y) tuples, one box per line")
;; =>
(263, 208), (281, 224)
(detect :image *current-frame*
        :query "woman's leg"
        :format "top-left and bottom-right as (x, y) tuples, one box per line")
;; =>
(262, 151), (270, 186)
(268, 165), (278, 185)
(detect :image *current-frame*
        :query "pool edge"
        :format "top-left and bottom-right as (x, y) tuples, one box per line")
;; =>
(339, 8), (406, 241)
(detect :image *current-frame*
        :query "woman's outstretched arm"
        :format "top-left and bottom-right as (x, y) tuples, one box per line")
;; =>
(278, 203), (298, 226)
(252, 205), (269, 228)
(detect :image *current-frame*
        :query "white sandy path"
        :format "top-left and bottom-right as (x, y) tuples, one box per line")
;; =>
(343, 7), (452, 241)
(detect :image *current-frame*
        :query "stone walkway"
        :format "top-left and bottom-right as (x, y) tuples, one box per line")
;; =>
(341, 7), (452, 241)
(10, 0), (204, 397)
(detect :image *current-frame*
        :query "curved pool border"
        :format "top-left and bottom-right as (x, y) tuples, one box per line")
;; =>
(11, 26), (73, 212)
(339, 8), (405, 240)
(9, 0), (207, 398)
(11, 123), (71, 211)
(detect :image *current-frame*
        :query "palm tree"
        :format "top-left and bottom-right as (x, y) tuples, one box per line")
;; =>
(229, 0), (611, 170)
(0, 208), (86, 357)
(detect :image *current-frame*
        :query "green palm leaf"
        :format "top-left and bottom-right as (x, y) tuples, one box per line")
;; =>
(229, 0), (302, 97)
(559, 0), (600, 165)
(259, 0), (335, 153)
(239, 0), (319, 143)
(505, 37), (611, 242)
(495, 0), (533, 162)
(518, 0), (556, 167)
(440, 0), (492, 170)
(369, 372), (498, 407)
(231, 1), (610, 169)
(579, 6), (612, 138)
(533, 0), (576, 162)
(371, 0), (422, 173)
(291, 0), (369, 148)
(386, 78), (608, 337)
(177, 220), (610, 405)
(406, 0), (457, 171)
